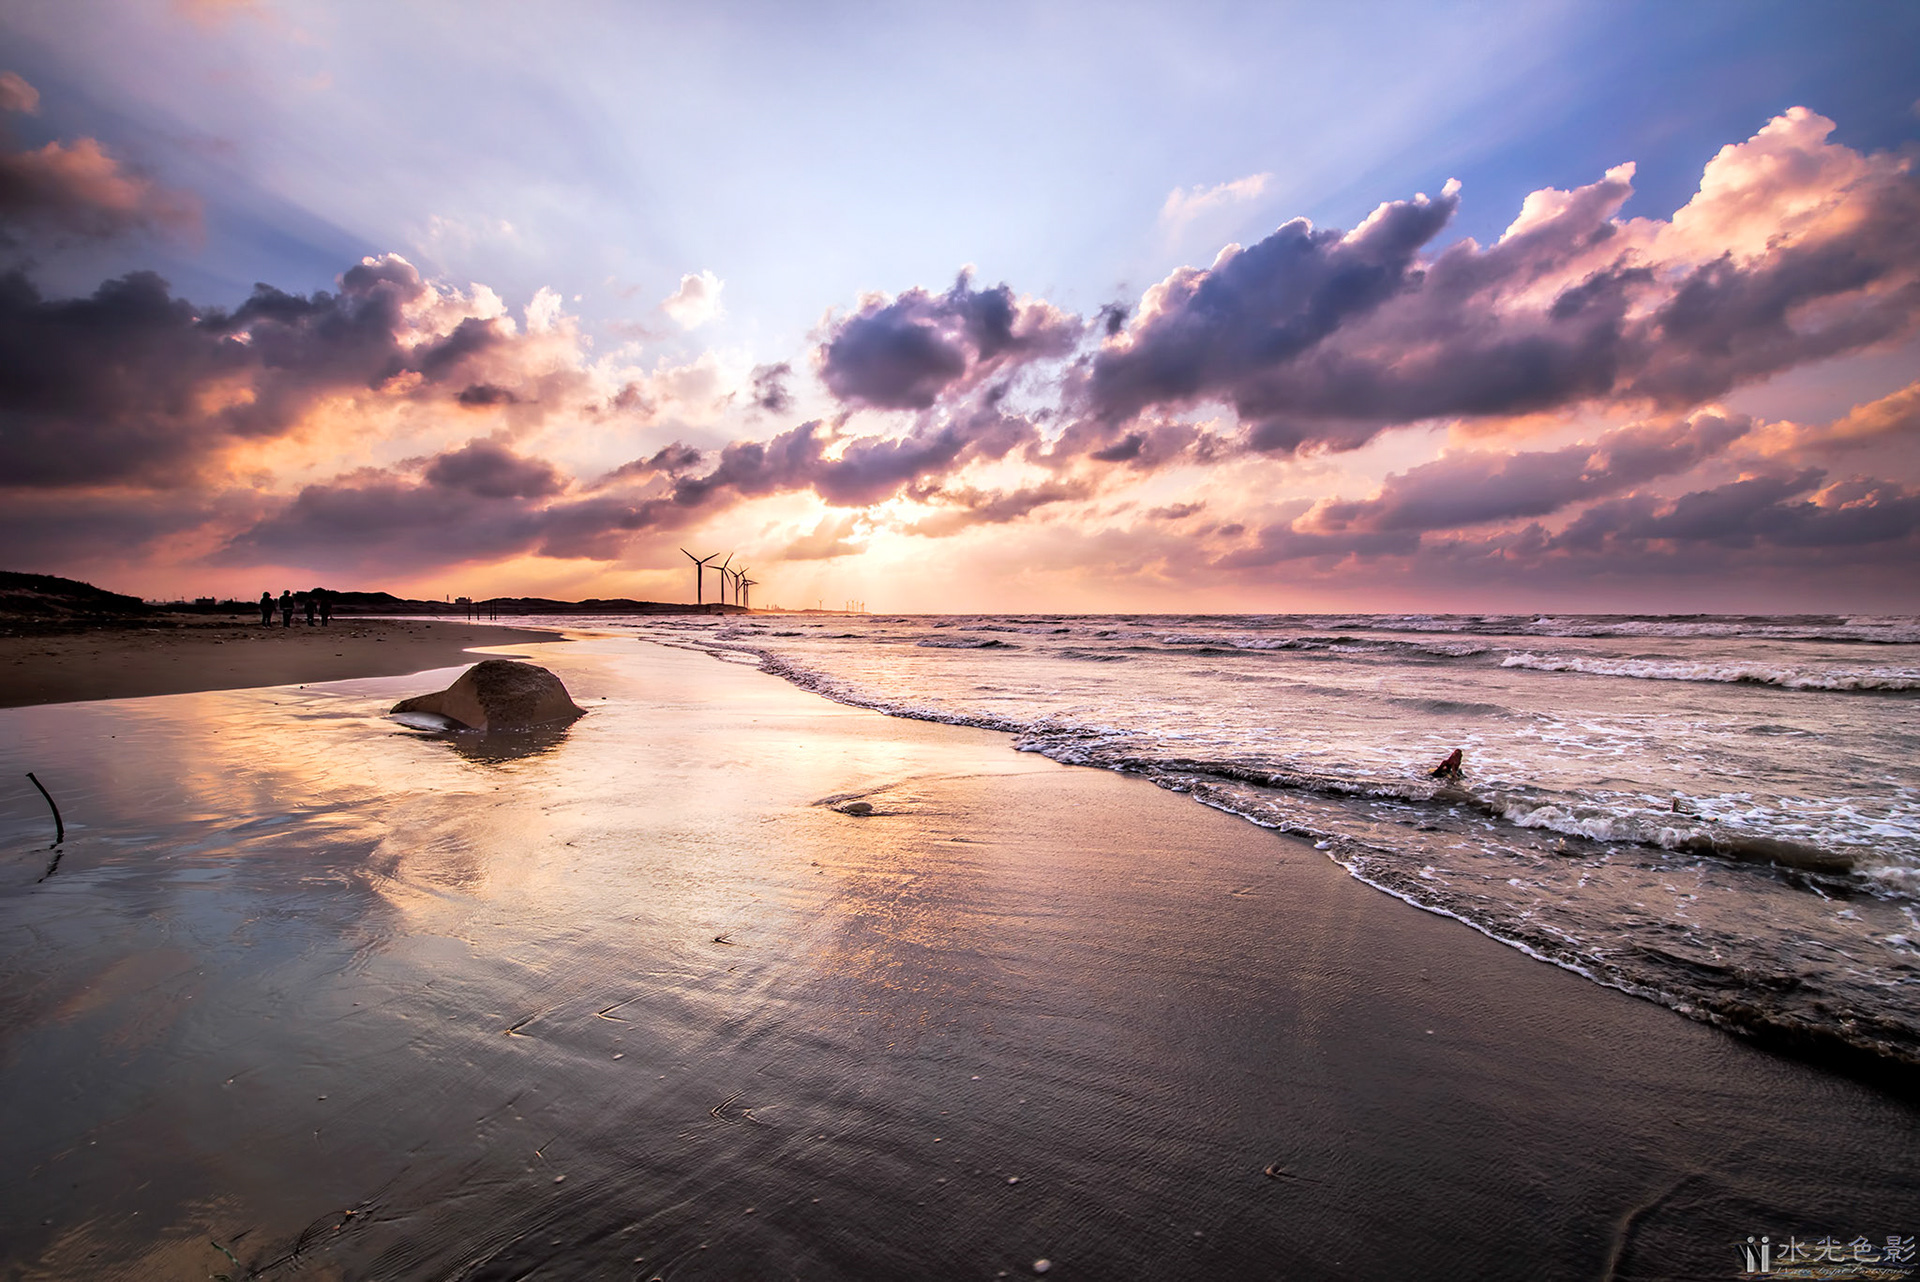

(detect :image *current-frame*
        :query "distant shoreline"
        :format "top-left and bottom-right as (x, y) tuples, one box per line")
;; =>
(0, 616), (565, 709)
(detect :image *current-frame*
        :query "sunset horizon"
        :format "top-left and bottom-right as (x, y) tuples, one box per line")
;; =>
(5, 1), (1918, 615)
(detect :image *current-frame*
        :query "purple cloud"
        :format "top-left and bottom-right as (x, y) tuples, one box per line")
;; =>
(0, 77), (198, 247)
(0, 256), (544, 490)
(1310, 414), (1750, 535)
(423, 439), (566, 500)
(1069, 116), (1920, 458)
(818, 272), (1080, 410)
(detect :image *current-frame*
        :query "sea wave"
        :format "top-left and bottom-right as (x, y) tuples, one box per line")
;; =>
(1499, 651), (1920, 691)
(914, 637), (1020, 649)
(736, 637), (1903, 890)
(1319, 613), (1920, 645)
(1156, 632), (1495, 659)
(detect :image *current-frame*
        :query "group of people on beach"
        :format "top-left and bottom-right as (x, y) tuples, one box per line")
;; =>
(259, 588), (333, 628)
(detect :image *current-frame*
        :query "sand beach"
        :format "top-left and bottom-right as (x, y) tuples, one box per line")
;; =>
(1, 629), (1914, 1280)
(0, 617), (563, 710)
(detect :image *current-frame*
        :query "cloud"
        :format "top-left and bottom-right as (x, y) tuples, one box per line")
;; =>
(0, 74), (198, 246)
(1551, 470), (1920, 553)
(1222, 461), (1920, 579)
(217, 395), (1047, 571)
(8, 106), (1920, 608)
(782, 513), (865, 561)
(1218, 411), (1756, 567)
(1159, 173), (1272, 234)
(661, 269), (723, 329)
(1072, 110), (1920, 460)
(1660, 107), (1878, 262)
(1147, 501), (1204, 521)
(590, 441), (703, 488)
(608, 351), (732, 424)
(417, 212), (521, 260)
(0, 486), (259, 573)
(667, 404), (1038, 510)
(0, 136), (200, 246)
(175, 0), (264, 28)
(1304, 412), (1750, 536)
(1, 246), (1071, 574)
(816, 271), (1081, 410)
(225, 441), (610, 572)
(0, 72), (40, 115)
(0, 269), (250, 487)
(1089, 181), (1464, 443)
(0, 254), (576, 489)
(1811, 380), (1920, 450)
(220, 470), (551, 573)
(422, 438), (565, 499)
(1749, 379), (1920, 457)
(904, 478), (1093, 537)
(1042, 414), (1227, 474)
(456, 382), (519, 407)
(750, 361), (792, 412)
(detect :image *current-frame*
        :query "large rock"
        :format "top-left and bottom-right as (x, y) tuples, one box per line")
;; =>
(391, 659), (583, 731)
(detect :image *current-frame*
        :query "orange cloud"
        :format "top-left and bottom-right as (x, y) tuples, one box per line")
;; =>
(0, 71), (40, 115)
(0, 76), (200, 244)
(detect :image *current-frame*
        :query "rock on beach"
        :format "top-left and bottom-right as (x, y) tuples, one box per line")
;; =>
(391, 659), (583, 731)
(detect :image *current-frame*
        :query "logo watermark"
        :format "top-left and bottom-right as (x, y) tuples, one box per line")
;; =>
(1738, 1235), (1916, 1280)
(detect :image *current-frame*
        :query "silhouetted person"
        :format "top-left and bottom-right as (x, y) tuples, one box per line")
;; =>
(259, 591), (274, 626)
(304, 593), (317, 626)
(318, 588), (332, 626)
(279, 590), (294, 628)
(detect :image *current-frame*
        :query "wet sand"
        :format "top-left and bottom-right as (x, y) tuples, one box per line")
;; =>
(0, 635), (1914, 1280)
(0, 617), (561, 708)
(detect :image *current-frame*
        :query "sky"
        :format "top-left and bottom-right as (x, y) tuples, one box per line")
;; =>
(2, 0), (1918, 613)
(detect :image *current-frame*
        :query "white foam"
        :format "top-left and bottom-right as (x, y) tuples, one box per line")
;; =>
(1499, 651), (1920, 691)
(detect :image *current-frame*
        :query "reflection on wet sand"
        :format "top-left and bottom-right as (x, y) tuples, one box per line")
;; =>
(396, 720), (576, 764)
(0, 637), (1915, 1280)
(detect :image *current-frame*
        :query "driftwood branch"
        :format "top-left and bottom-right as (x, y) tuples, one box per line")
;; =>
(27, 771), (63, 845)
(27, 772), (65, 882)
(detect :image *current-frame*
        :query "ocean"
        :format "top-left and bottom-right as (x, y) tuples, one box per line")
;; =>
(602, 611), (1920, 1078)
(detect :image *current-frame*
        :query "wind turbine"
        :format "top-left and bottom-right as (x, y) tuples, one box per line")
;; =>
(740, 577), (757, 611)
(731, 566), (749, 607)
(680, 548), (718, 605)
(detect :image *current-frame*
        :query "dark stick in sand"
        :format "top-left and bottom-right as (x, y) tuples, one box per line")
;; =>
(25, 771), (63, 846)
(208, 1239), (244, 1278)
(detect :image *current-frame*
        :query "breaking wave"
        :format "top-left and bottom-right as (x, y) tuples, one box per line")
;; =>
(1500, 651), (1920, 691)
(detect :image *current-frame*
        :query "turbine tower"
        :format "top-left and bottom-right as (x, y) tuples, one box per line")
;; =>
(740, 577), (757, 610)
(680, 548), (719, 605)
